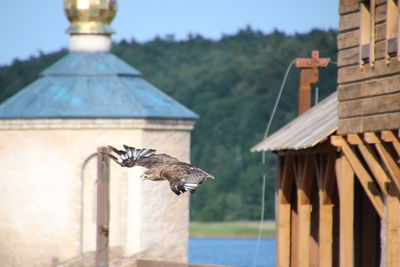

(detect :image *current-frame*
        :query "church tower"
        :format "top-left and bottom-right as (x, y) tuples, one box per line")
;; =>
(0, 0), (197, 266)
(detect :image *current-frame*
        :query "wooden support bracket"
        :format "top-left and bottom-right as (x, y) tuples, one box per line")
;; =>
(315, 152), (336, 204)
(293, 154), (315, 205)
(279, 155), (294, 204)
(348, 134), (391, 196)
(331, 135), (384, 218)
(365, 132), (400, 194)
(381, 130), (400, 157)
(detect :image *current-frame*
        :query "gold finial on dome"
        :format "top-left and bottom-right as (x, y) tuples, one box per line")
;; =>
(64, 0), (117, 34)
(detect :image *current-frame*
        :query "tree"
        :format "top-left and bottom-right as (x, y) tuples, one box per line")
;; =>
(0, 28), (338, 221)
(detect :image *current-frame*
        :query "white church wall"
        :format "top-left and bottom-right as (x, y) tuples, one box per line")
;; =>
(124, 127), (191, 261)
(0, 118), (194, 266)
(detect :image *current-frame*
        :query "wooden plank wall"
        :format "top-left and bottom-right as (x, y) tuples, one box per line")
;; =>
(337, 0), (400, 134)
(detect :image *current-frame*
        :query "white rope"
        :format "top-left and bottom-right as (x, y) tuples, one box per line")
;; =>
(263, 60), (295, 141)
(252, 59), (295, 267)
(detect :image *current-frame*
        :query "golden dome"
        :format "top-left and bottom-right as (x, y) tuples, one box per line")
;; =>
(64, 0), (117, 34)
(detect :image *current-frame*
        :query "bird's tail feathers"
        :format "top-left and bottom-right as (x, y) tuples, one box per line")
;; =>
(184, 183), (200, 192)
(122, 145), (156, 161)
(202, 171), (215, 180)
(105, 145), (156, 167)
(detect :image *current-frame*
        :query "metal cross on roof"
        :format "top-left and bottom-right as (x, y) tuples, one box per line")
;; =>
(295, 50), (330, 115)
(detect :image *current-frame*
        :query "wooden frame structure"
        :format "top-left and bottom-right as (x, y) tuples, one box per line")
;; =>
(331, 131), (400, 267)
(254, 1), (400, 266)
(276, 143), (339, 267)
(272, 127), (400, 267)
(337, 1), (400, 265)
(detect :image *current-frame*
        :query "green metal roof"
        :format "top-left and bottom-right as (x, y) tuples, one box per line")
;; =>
(0, 52), (198, 120)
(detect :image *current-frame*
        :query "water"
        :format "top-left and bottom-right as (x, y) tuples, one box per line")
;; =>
(189, 237), (276, 267)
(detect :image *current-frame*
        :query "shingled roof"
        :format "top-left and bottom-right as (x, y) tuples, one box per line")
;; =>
(251, 92), (337, 152)
(0, 52), (198, 120)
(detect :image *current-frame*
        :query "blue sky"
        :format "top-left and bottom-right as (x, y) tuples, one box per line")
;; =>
(0, 1), (339, 66)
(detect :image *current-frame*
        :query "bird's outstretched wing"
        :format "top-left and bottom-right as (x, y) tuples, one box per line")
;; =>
(105, 145), (215, 196)
(106, 145), (156, 167)
(160, 162), (214, 195)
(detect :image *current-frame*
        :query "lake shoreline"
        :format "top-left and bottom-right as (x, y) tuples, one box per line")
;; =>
(190, 235), (276, 239)
(189, 220), (276, 239)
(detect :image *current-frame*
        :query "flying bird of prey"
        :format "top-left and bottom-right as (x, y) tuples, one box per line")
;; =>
(105, 145), (214, 195)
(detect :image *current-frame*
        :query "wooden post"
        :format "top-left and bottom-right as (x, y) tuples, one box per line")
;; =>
(387, 183), (400, 267)
(293, 155), (315, 267)
(315, 152), (336, 267)
(295, 50), (330, 115)
(376, 131), (400, 267)
(277, 156), (294, 267)
(96, 147), (110, 267)
(336, 154), (354, 267)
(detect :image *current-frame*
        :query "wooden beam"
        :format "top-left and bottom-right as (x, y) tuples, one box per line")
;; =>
(336, 154), (354, 267)
(298, 69), (314, 115)
(331, 135), (344, 147)
(96, 147), (110, 267)
(277, 141), (333, 156)
(387, 183), (400, 267)
(369, 0), (376, 66)
(279, 156), (294, 204)
(322, 152), (337, 205)
(315, 154), (326, 191)
(333, 136), (384, 218)
(349, 132), (400, 266)
(293, 155), (315, 267)
(315, 152), (336, 267)
(365, 132), (400, 267)
(348, 134), (390, 195)
(290, 202), (298, 267)
(347, 133), (363, 145)
(365, 132), (400, 194)
(381, 130), (400, 156)
(297, 204), (312, 267)
(277, 156), (293, 267)
(293, 155), (315, 205)
(319, 204), (333, 267)
(277, 203), (291, 267)
(295, 50), (330, 115)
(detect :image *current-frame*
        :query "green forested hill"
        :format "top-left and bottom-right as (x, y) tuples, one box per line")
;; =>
(0, 28), (338, 221)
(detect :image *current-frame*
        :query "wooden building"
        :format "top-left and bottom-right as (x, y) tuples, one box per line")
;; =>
(252, 93), (340, 267)
(334, 0), (400, 266)
(252, 0), (400, 266)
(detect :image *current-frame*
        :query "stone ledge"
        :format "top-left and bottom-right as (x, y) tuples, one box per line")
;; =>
(0, 119), (196, 131)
